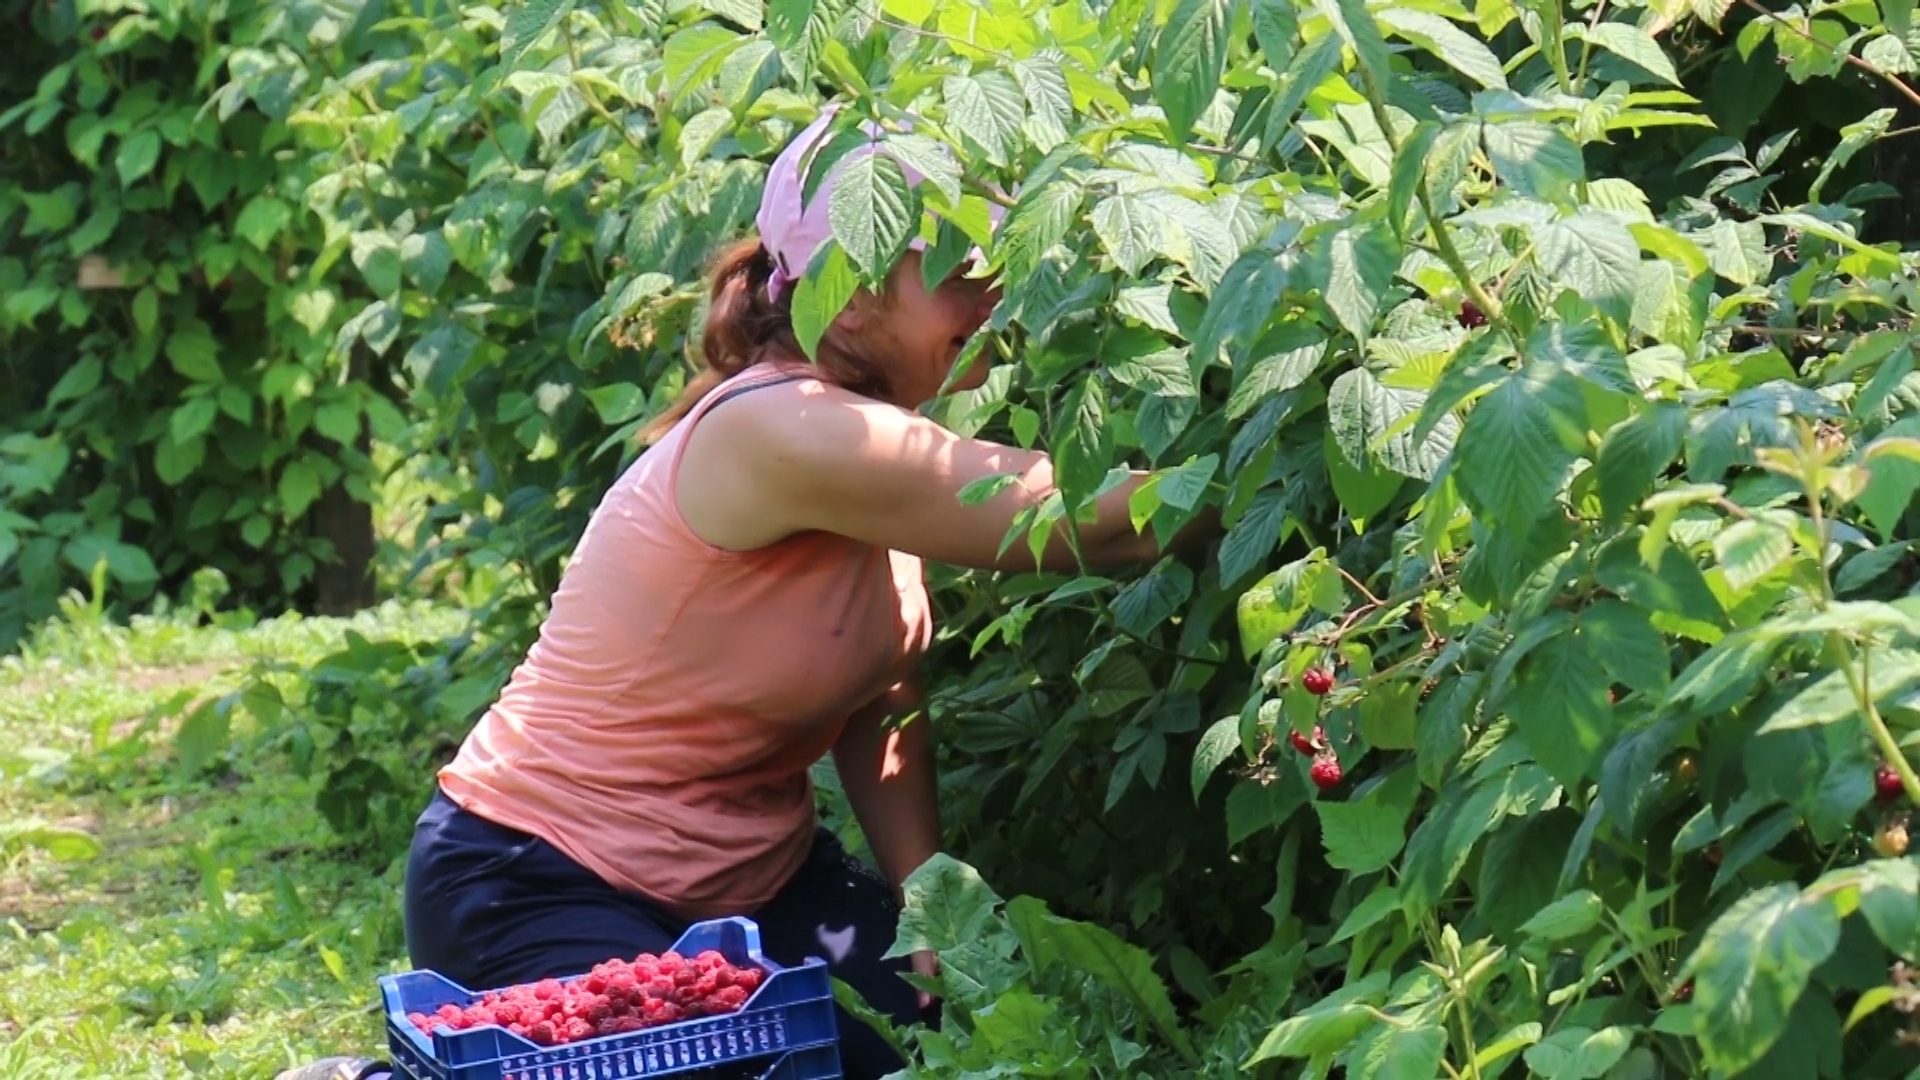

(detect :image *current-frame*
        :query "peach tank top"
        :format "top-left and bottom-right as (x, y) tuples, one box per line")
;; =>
(437, 363), (934, 918)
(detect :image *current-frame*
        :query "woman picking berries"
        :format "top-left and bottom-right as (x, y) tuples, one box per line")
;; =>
(279, 108), (1216, 1080)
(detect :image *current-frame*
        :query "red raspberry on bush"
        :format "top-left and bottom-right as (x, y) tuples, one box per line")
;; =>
(1310, 754), (1342, 790)
(1301, 668), (1334, 696)
(1456, 299), (1487, 329)
(1289, 726), (1323, 756)
(1876, 764), (1905, 803)
(1671, 980), (1693, 1004)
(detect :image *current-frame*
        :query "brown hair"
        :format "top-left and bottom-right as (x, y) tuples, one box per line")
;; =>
(637, 238), (892, 444)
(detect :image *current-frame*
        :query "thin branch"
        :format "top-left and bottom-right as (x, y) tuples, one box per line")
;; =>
(1738, 0), (1920, 114)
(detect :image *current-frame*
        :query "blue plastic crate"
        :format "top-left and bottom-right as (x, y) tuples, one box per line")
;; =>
(378, 917), (842, 1080)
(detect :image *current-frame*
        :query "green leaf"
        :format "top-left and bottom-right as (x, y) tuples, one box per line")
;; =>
(1536, 212), (1640, 330)
(170, 397), (219, 444)
(166, 323), (222, 382)
(1220, 488), (1287, 586)
(1227, 331), (1325, 420)
(1092, 192), (1171, 277)
(1330, 882), (1402, 943)
(1474, 1023), (1543, 1072)
(943, 72), (1025, 168)
(791, 242), (859, 360)
(401, 231), (453, 294)
(1005, 896), (1197, 1058)
(1192, 716), (1242, 799)
(1250, 0), (1298, 68)
(1056, 375), (1113, 505)
(1758, 649), (1920, 733)
(115, 130), (162, 187)
(1713, 515), (1795, 592)
(663, 23), (745, 102)
(1522, 1026), (1634, 1079)
(1452, 368), (1582, 536)
(1860, 422), (1920, 538)
(1248, 971), (1390, 1061)
(1314, 770), (1416, 872)
(1482, 123), (1584, 202)
(888, 854), (1003, 955)
(1153, 0), (1234, 137)
(1328, 367), (1457, 481)
(1012, 52), (1074, 151)
(279, 461), (322, 519)
(234, 196), (292, 251)
(1318, 0), (1394, 96)
(1519, 890), (1604, 940)
(3, 823), (102, 862)
(1698, 219), (1769, 286)
(1324, 219), (1399, 343)
(350, 231), (404, 298)
(1236, 553), (1324, 658)
(1682, 883), (1841, 1074)
(1584, 22), (1682, 84)
(1379, 9), (1509, 89)
(1387, 121), (1442, 240)
(881, 134), (962, 207)
(1851, 858), (1919, 959)
(502, 0), (577, 69)
(173, 700), (231, 775)
(1112, 564), (1193, 636)
(1596, 402), (1686, 524)
(1511, 631), (1613, 788)
(827, 150), (919, 279)
(1351, 1022), (1449, 1080)
(1583, 601), (1671, 692)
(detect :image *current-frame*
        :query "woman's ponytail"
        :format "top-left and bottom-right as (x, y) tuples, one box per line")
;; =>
(635, 236), (894, 446)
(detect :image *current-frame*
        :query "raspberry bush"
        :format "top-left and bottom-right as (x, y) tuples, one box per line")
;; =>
(90, 0), (1920, 1072)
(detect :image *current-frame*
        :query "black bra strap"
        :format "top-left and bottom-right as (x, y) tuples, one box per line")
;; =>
(707, 371), (808, 411)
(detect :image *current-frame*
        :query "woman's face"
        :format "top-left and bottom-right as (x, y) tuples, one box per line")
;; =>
(843, 250), (1002, 407)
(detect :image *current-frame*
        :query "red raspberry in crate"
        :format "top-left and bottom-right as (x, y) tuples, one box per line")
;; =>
(656, 952), (686, 975)
(735, 967), (763, 991)
(696, 949), (730, 972)
(527, 1021), (556, 1046)
(533, 979), (564, 1001)
(710, 985), (749, 1011)
(564, 1017), (594, 1041)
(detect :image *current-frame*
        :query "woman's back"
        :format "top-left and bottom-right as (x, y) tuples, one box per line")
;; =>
(437, 363), (933, 918)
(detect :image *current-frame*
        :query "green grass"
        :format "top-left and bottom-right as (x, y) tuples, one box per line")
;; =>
(0, 586), (465, 1079)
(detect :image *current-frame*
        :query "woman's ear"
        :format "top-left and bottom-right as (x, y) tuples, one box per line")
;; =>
(832, 289), (876, 333)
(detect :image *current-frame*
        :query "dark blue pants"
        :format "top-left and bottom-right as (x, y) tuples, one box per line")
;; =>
(402, 787), (923, 1079)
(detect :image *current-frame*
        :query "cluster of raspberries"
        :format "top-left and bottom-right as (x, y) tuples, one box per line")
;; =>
(406, 950), (765, 1047)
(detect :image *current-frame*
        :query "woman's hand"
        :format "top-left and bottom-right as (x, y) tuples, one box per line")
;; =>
(911, 949), (941, 1011)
